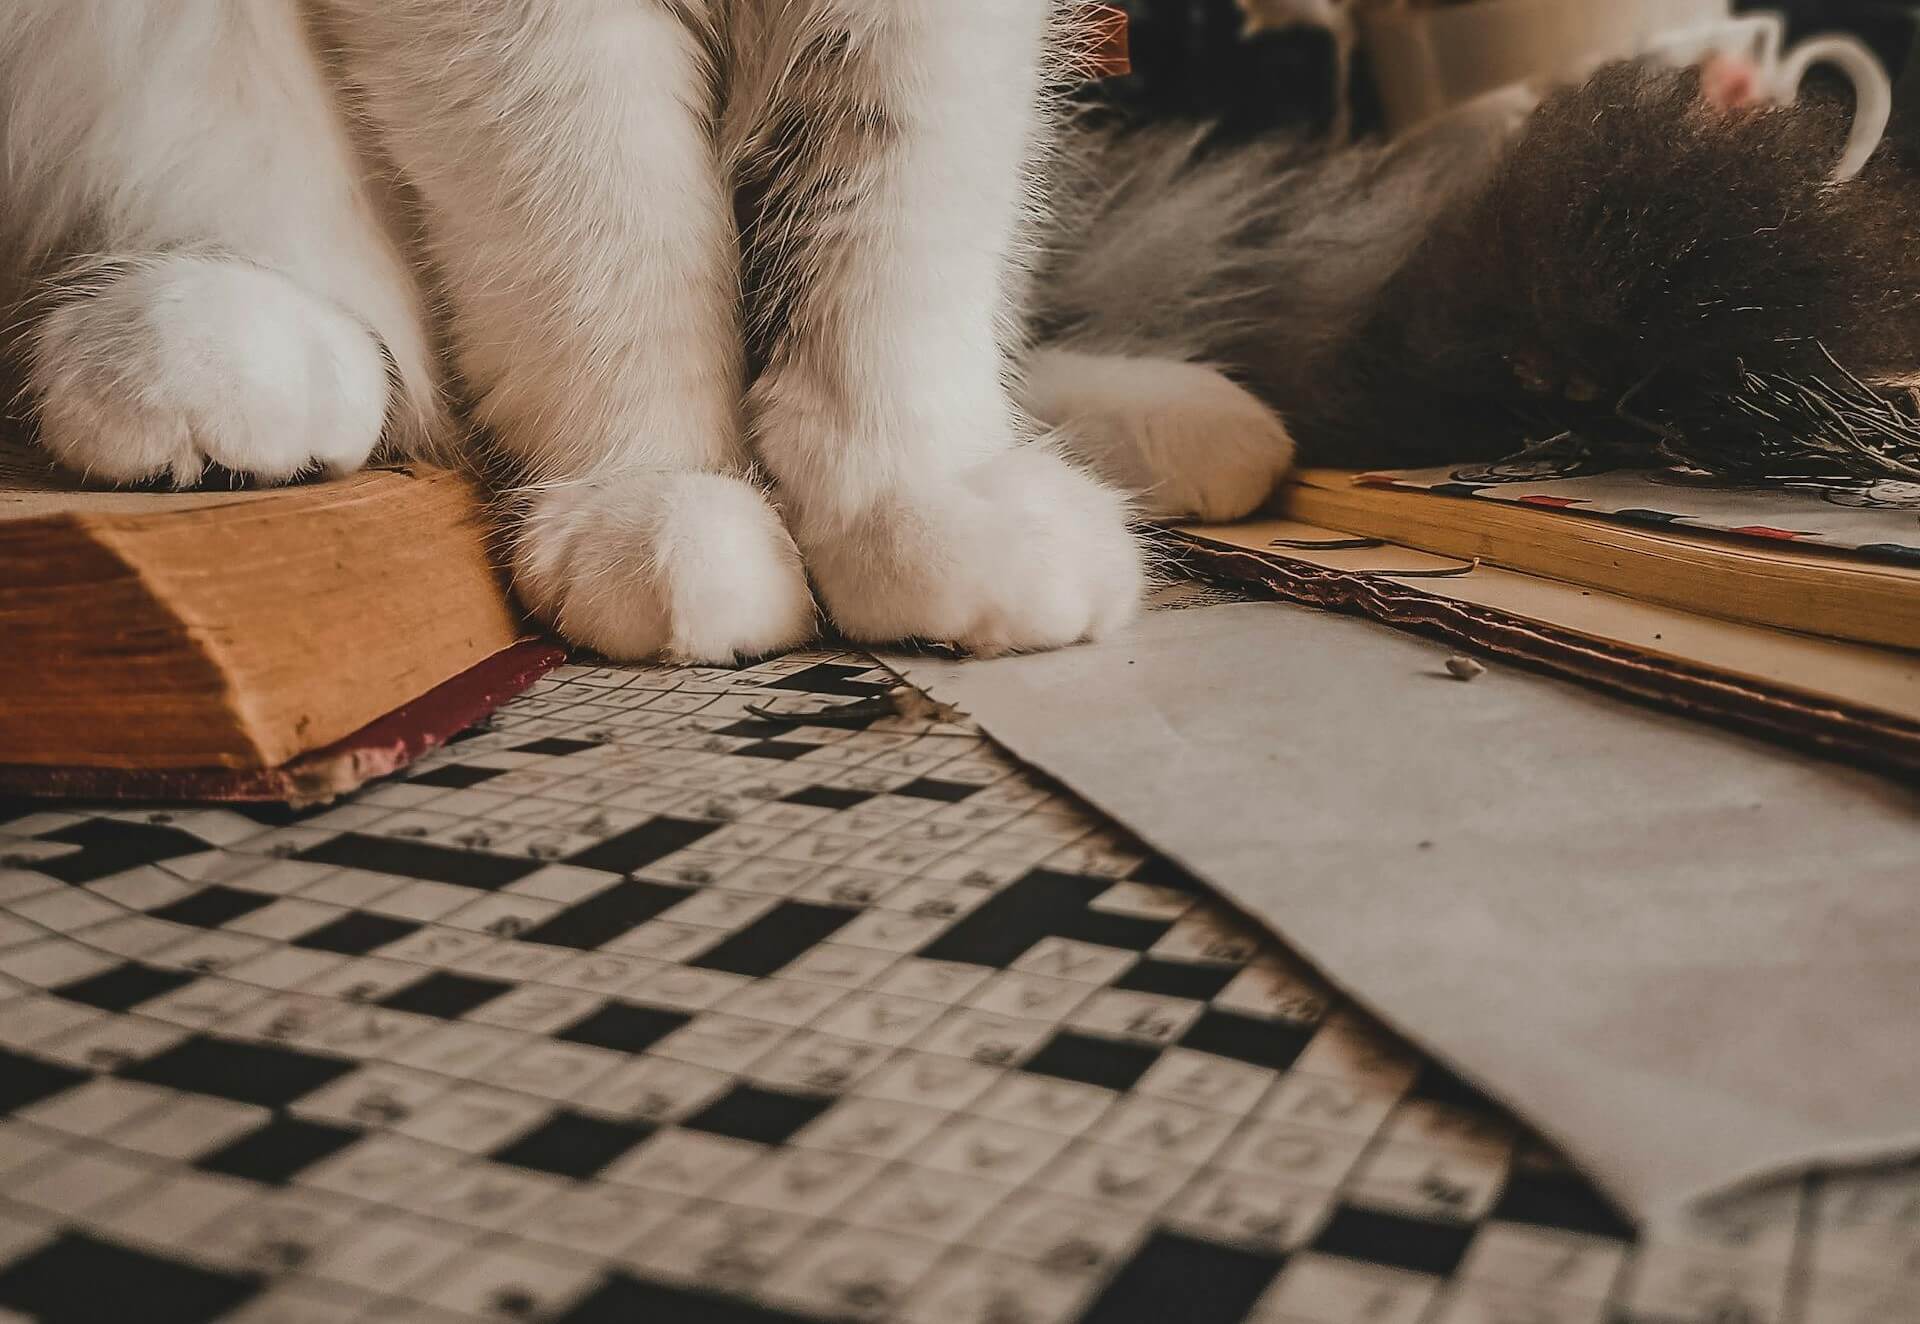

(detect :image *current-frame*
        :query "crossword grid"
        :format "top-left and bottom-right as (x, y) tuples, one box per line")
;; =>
(0, 646), (1916, 1324)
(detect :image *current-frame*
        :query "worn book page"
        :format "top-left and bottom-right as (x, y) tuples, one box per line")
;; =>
(1179, 518), (1920, 725)
(888, 604), (1920, 1218)
(1366, 463), (1920, 561)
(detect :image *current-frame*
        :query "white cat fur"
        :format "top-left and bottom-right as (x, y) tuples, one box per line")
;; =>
(0, 2), (1295, 660)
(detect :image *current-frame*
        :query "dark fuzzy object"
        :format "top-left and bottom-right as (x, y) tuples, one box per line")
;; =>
(1046, 63), (1920, 478)
(1300, 64), (1920, 470)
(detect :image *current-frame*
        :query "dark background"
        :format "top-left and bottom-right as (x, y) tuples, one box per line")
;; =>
(1096, 0), (1920, 140)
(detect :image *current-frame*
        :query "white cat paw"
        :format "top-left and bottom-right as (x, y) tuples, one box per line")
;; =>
(799, 447), (1144, 655)
(1026, 349), (1296, 521)
(30, 255), (389, 486)
(513, 471), (817, 664)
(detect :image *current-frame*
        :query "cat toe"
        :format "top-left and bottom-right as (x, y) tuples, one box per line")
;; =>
(30, 255), (389, 487)
(513, 471), (817, 664)
(1026, 350), (1296, 521)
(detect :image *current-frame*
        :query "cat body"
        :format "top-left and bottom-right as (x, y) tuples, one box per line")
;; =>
(0, 0), (1298, 661)
(9, 8), (1883, 665)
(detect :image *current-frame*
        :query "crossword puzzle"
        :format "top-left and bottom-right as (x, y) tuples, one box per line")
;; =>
(1, 620), (1916, 1322)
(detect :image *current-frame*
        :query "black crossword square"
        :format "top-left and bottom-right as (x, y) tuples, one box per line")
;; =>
(892, 777), (981, 803)
(1021, 1031), (1161, 1092)
(296, 833), (538, 890)
(198, 1116), (361, 1185)
(558, 1002), (692, 1054)
(734, 740), (816, 761)
(1078, 1231), (1284, 1324)
(1407, 1062), (1504, 1113)
(0, 1233), (260, 1324)
(1179, 1010), (1314, 1072)
(682, 1085), (833, 1146)
(518, 879), (695, 950)
(716, 719), (800, 739)
(30, 819), (210, 885)
(1492, 1172), (1637, 1241)
(409, 764), (508, 790)
(690, 902), (855, 978)
(119, 1035), (355, 1108)
(919, 868), (1165, 969)
(224, 803), (333, 828)
(0, 1048), (88, 1115)
(560, 1274), (820, 1324)
(1128, 854), (1208, 894)
(764, 663), (892, 698)
(293, 911), (421, 956)
(564, 818), (721, 877)
(780, 785), (876, 812)
(1312, 1206), (1477, 1277)
(55, 962), (197, 1013)
(1113, 958), (1236, 1002)
(493, 1110), (655, 1179)
(1053, 908), (1174, 954)
(380, 971), (516, 1019)
(147, 884), (276, 930)
(515, 737), (602, 757)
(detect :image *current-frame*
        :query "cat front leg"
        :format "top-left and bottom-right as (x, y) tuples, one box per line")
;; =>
(329, 0), (815, 664)
(733, 0), (1144, 655)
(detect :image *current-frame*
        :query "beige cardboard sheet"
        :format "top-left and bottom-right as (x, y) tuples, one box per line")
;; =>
(888, 604), (1920, 1219)
(1181, 518), (1920, 726)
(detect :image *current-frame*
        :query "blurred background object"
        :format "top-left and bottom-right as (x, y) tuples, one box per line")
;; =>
(1089, 0), (1920, 143)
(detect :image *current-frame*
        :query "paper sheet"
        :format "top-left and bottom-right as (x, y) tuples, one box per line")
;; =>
(889, 604), (1920, 1218)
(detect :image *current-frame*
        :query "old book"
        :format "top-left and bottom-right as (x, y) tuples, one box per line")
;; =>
(1280, 469), (1920, 652)
(1, 441), (534, 776)
(1167, 516), (1920, 778)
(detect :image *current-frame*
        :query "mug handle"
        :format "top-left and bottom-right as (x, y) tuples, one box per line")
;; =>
(1775, 34), (1893, 182)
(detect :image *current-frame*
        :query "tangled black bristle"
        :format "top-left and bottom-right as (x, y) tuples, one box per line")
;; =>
(1500, 345), (1920, 482)
(1651, 349), (1920, 481)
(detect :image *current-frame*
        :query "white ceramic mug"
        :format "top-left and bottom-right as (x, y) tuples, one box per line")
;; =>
(1644, 15), (1892, 180)
(1364, 1), (1893, 180)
